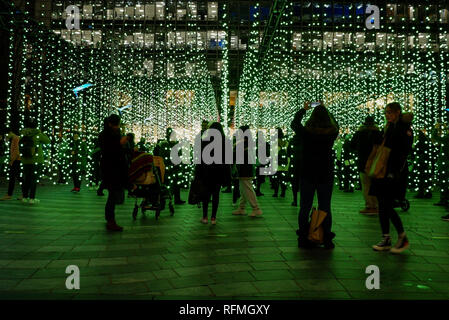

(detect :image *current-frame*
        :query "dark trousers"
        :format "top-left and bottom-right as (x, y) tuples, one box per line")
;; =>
(202, 183), (221, 219)
(298, 178), (333, 239)
(22, 164), (39, 199)
(376, 179), (404, 235)
(8, 160), (23, 196)
(291, 174), (300, 203)
(105, 188), (124, 222)
(273, 171), (287, 195)
(71, 162), (84, 189)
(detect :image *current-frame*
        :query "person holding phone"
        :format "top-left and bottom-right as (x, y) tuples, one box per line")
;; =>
(291, 101), (339, 249)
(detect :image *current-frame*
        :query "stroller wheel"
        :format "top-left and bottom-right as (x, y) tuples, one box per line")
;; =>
(401, 199), (410, 212)
(132, 206), (138, 220)
(169, 203), (175, 216)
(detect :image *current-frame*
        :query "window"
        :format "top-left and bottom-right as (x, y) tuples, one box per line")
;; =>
(156, 2), (165, 20)
(187, 2), (198, 20)
(208, 2), (218, 21)
(145, 3), (155, 19)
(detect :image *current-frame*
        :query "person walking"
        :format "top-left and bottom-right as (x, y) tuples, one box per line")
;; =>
(350, 115), (382, 215)
(68, 133), (87, 193)
(232, 126), (262, 217)
(196, 122), (231, 225)
(99, 115), (129, 232)
(291, 102), (339, 249)
(272, 128), (289, 198)
(370, 102), (413, 253)
(0, 128), (23, 201)
(20, 118), (50, 205)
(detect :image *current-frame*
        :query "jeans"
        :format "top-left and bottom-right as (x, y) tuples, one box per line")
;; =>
(8, 160), (23, 196)
(105, 188), (124, 222)
(22, 164), (39, 199)
(202, 183), (221, 219)
(376, 178), (404, 235)
(298, 178), (333, 239)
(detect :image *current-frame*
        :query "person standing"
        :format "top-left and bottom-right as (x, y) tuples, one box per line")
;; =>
(431, 123), (449, 220)
(196, 122), (231, 224)
(232, 126), (262, 217)
(0, 128), (23, 201)
(291, 102), (339, 249)
(69, 133), (87, 193)
(350, 116), (382, 215)
(99, 115), (128, 232)
(154, 128), (186, 205)
(370, 102), (413, 253)
(20, 118), (50, 205)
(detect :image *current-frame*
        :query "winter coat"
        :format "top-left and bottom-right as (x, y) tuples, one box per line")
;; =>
(20, 128), (51, 165)
(235, 137), (256, 178)
(195, 131), (231, 187)
(350, 125), (382, 172)
(291, 108), (339, 183)
(99, 127), (128, 189)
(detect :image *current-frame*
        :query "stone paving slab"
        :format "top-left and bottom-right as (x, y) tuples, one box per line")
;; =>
(0, 182), (448, 299)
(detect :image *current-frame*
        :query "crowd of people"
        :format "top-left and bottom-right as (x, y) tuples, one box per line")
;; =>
(1, 101), (449, 252)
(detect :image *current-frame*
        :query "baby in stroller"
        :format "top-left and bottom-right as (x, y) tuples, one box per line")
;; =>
(128, 151), (174, 220)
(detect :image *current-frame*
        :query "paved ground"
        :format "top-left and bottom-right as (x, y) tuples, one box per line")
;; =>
(0, 181), (448, 300)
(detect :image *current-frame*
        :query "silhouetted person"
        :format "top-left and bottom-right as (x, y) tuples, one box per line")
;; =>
(232, 126), (262, 217)
(20, 118), (50, 205)
(291, 102), (339, 249)
(370, 102), (413, 253)
(350, 115), (382, 215)
(154, 128), (186, 204)
(196, 122), (231, 224)
(69, 133), (87, 193)
(99, 115), (128, 231)
(0, 128), (23, 201)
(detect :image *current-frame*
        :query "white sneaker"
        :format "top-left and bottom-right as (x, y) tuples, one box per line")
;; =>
(250, 209), (263, 217)
(232, 209), (246, 215)
(200, 218), (208, 224)
(22, 198), (30, 204)
(29, 199), (40, 205)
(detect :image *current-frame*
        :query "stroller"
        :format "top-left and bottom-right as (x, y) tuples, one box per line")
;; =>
(128, 152), (175, 220)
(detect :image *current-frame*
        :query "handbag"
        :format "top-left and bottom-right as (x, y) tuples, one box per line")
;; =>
(308, 208), (327, 244)
(188, 175), (207, 205)
(365, 138), (391, 179)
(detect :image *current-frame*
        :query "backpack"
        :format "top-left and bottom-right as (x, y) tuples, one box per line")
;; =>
(20, 135), (36, 158)
(308, 208), (328, 244)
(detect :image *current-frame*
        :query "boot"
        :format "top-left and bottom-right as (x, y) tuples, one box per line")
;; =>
(106, 220), (123, 232)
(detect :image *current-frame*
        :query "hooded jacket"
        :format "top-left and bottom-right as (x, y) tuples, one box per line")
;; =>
(20, 128), (51, 165)
(291, 108), (339, 183)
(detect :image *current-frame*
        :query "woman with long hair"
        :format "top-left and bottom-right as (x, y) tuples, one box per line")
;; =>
(291, 102), (339, 249)
(370, 102), (413, 253)
(196, 122), (231, 225)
